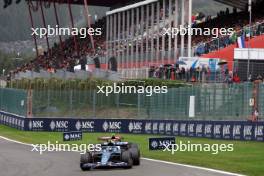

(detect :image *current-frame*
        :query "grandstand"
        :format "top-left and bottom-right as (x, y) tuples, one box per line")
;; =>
(1, 0), (264, 140)
(4, 0), (264, 80)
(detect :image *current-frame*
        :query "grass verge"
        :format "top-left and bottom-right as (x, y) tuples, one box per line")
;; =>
(0, 125), (264, 176)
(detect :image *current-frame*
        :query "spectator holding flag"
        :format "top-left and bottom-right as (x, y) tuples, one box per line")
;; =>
(237, 35), (246, 48)
(229, 31), (237, 44)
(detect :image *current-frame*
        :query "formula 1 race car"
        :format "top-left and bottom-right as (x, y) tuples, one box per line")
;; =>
(80, 135), (140, 170)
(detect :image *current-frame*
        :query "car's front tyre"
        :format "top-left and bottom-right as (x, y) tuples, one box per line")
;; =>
(129, 148), (140, 165)
(129, 143), (140, 165)
(80, 153), (92, 171)
(121, 151), (133, 169)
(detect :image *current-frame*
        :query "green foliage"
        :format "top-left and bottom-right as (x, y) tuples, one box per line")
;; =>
(0, 51), (32, 75)
(8, 78), (188, 90)
(125, 78), (187, 88)
(1, 125), (264, 176)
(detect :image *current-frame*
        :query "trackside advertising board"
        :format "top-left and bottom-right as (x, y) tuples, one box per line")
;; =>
(178, 57), (220, 72)
(149, 137), (176, 150)
(0, 111), (264, 142)
(63, 131), (83, 141)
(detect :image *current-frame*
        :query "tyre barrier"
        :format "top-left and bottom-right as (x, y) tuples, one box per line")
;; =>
(0, 111), (264, 142)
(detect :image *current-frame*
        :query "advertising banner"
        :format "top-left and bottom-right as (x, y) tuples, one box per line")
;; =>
(1, 111), (264, 142)
(149, 137), (176, 150)
(63, 131), (83, 141)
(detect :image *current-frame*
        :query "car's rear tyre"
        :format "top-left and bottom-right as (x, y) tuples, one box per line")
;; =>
(130, 143), (139, 149)
(121, 151), (133, 169)
(80, 153), (92, 171)
(129, 144), (140, 165)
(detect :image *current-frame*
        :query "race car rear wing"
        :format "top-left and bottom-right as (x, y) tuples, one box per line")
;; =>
(98, 136), (123, 142)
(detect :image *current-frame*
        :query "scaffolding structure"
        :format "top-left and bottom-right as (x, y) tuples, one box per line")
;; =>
(105, 0), (193, 77)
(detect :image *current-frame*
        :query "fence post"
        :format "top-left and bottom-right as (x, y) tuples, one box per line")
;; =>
(69, 89), (73, 115)
(93, 89), (96, 117)
(246, 82), (250, 119)
(27, 89), (33, 118)
(251, 80), (261, 121)
(137, 93), (140, 118)
(213, 84), (216, 115)
(48, 89), (50, 109)
(0, 88), (2, 110)
(116, 93), (119, 118)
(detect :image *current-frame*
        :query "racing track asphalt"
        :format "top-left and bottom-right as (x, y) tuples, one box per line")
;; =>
(0, 138), (241, 176)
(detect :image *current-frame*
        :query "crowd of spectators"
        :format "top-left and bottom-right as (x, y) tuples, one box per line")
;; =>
(194, 0), (264, 56)
(9, 0), (264, 80)
(149, 63), (264, 84)
(149, 64), (214, 82)
(10, 17), (106, 75)
(109, 0), (264, 62)
(148, 64), (244, 84)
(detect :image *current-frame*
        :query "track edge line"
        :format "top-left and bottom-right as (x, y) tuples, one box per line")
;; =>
(0, 135), (246, 176)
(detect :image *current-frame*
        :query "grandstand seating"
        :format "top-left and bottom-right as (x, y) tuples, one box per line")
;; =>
(214, 0), (248, 10)
(201, 33), (264, 70)
(193, 0), (264, 55)
(9, 0), (264, 82)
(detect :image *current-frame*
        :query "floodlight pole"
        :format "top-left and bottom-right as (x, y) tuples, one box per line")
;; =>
(188, 0), (192, 57)
(27, 1), (39, 57)
(247, 0), (252, 80)
(83, 0), (95, 55)
(53, 2), (63, 50)
(68, 0), (79, 56)
(40, 0), (50, 56)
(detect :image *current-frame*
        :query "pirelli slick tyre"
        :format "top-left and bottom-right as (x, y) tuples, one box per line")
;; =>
(129, 148), (140, 165)
(121, 151), (133, 169)
(129, 143), (140, 165)
(130, 143), (139, 149)
(80, 153), (92, 171)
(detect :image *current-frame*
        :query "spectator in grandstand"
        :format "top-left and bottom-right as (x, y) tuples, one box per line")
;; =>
(256, 74), (263, 81)
(226, 74), (233, 84)
(254, 109), (259, 121)
(79, 54), (87, 71)
(149, 66), (155, 78)
(233, 73), (241, 83)
(248, 74), (253, 82)
(233, 7), (237, 14)
(11, 0), (264, 82)
(225, 8), (229, 15)
(192, 2), (264, 56)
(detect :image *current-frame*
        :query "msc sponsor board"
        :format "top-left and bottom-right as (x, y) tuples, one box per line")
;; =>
(149, 137), (176, 150)
(0, 111), (25, 130)
(25, 119), (96, 132)
(0, 111), (264, 142)
(63, 131), (82, 141)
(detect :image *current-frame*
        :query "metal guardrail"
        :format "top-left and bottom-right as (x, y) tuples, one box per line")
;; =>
(12, 69), (121, 81)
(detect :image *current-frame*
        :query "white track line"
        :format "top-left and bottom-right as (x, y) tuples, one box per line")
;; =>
(142, 158), (245, 176)
(0, 136), (245, 176)
(0, 136), (32, 146)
